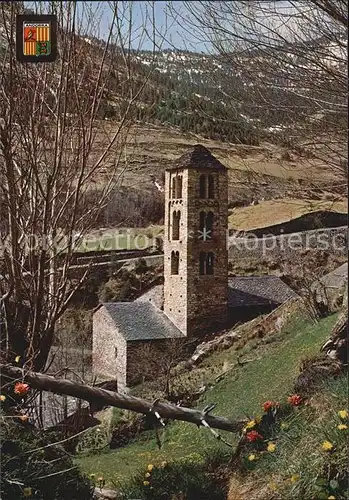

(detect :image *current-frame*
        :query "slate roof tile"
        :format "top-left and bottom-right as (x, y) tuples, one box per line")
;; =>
(166, 144), (227, 171)
(103, 302), (185, 341)
(227, 276), (298, 307)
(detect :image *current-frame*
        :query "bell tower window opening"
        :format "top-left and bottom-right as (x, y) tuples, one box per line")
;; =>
(199, 211), (205, 233)
(167, 201), (171, 240)
(206, 252), (214, 275)
(171, 251), (179, 275)
(199, 211), (214, 240)
(199, 174), (206, 198)
(172, 176), (177, 199)
(172, 210), (180, 240)
(206, 211), (214, 236)
(199, 252), (206, 275)
(208, 175), (214, 198)
(177, 175), (183, 198)
(199, 252), (215, 275)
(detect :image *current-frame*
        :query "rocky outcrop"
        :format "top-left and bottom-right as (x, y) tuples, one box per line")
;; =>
(321, 302), (348, 365)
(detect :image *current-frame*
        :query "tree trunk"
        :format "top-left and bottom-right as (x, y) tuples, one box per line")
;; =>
(0, 364), (244, 434)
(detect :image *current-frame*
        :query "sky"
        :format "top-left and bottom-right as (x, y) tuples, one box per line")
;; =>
(84, 1), (209, 52)
(24, 1), (210, 52)
(24, 1), (302, 54)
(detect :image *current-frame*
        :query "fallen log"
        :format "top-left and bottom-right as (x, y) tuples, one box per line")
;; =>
(0, 364), (244, 434)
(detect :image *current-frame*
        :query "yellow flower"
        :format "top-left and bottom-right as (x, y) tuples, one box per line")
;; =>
(290, 474), (300, 483)
(248, 454), (257, 461)
(143, 481), (150, 486)
(328, 496), (336, 499)
(19, 415), (29, 422)
(147, 464), (154, 472)
(23, 488), (32, 497)
(268, 481), (278, 491)
(245, 420), (256, 429)
(145, 472), (151, 478)
(15, 355), (21, 363)
(321, 440), (334, 451)
(267, 442), (277, 453)
(338, 424), (348, 430)
(0, 395), (6, 401)
(338, 410), (348, 420)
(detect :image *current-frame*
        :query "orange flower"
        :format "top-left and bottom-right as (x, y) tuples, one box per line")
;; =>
(288, 394), (302, 406)
(246, 430), (263, 442)
(263, 400), (279, 412)
(14, 382), (30, 395)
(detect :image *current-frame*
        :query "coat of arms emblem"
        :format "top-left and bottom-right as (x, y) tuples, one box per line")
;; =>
(16, 15), (57, 62)
(23, 21), (51, 57)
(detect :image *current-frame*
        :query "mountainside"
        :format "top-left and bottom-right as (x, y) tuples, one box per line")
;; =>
(0, 4), (346, 226)
(131, 33), (347, 141)
(1, 2), (346, 149)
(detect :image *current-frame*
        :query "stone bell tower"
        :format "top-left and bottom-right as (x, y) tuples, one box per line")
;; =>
(163, 145), (228, 336)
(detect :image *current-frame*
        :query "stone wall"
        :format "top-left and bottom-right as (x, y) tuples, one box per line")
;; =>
(228, 226), (347, 261)
(186, 167), (228, 335)
(92, 306), (127, 391)
(164, 168), (189, 334)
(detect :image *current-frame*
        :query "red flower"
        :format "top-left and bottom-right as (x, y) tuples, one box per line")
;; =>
(246, 430), (264, 442)
(14, 382), (30, 395)
(263, 400), (279, 412)
(288, 394), (302, 406)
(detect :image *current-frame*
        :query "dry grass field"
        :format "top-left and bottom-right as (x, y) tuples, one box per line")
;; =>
(79, 122), (347, 247)
(228, 198), (347, 231)
(76, 198), (346, 252)
(91, 122), (343, 191)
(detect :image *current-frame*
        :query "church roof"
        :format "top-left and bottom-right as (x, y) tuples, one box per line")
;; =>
(135, 277), (297, 311)
(167, 144), (227, 172)
(103, 302), (185, 342)
(227, 276), (298, 308)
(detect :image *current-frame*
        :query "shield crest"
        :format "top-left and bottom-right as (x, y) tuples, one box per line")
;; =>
(23, 21), (51, 57)
(16, 14), (57, 63)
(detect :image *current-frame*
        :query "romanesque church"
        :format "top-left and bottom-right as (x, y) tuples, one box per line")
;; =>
(93, 145), (296, 391)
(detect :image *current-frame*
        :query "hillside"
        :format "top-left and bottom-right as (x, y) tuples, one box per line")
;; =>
(76, 309), (347, 499)
(91, 123), (346, 228)
(1, 4), (346, 231)
(1, 5), (346, 150)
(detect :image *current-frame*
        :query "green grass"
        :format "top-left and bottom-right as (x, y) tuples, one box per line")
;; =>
(75, 227), (162, 253)
(57, 226), (163, 254)
(76, 312), (339, 487)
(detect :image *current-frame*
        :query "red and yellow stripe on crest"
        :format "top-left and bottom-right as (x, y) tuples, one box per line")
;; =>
(36, 26), (50, 42)
(24, 41), (36, 55)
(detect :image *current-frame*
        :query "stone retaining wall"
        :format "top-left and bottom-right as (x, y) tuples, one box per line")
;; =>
(228, 226), (347, 261)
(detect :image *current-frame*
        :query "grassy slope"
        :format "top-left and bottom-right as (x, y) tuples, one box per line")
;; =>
(228, 375), (348, 499)
(76, 312), (339, 487)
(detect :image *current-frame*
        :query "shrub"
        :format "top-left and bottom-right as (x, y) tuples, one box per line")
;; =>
(98, 277), (132, 302)
(119, 450), (230, 500)
(0, 416), (93, 499)
(76, 423), (112, 456)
